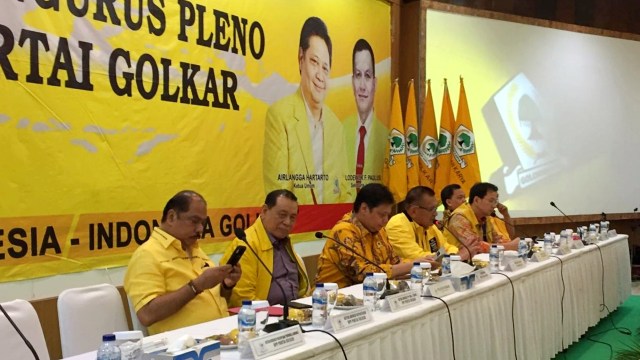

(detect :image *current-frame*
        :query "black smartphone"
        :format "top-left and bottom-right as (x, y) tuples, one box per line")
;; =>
(226, 245), (246, 266)
(288, 301), (312, 309)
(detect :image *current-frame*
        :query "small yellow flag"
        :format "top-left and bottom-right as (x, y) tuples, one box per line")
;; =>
(382, 80), (407, 203)
(434, 79), (455, 203)
(418, 79), (438, 189)
(405, 80), (420, 191)
(450, 77), (481, 194)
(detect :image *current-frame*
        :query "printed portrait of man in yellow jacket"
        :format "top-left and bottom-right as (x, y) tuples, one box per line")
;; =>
(262, 17), (350, 205)
(220, 190), (310, 307)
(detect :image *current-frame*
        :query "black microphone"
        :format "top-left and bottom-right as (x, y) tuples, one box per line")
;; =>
(314, 232), (399, 299)
(490, 212), (538, 242)
(234, 228), (298, 333)
(0, 303), (40, 360)
(550, 201), (575, 223)
(437, 221), (473, 265)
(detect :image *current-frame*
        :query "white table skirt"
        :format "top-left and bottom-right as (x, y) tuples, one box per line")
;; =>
(64, 235), (631, 360)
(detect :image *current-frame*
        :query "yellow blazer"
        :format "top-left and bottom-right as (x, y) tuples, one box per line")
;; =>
(386, 212), (458, 260)
(342, 112), (387, 186)
(263, 88), (351, 204)
(219, 217), (310, 308)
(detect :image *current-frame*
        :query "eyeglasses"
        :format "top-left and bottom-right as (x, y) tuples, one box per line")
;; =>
(413, 204), (437, 213)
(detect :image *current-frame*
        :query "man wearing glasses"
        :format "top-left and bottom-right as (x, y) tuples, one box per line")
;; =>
(125, 190), (241, 335)
(315, 183), (431, 288)
(443, 182), (520, 253)
(386, 186), (473, 263)
(220, 189), (310, 307)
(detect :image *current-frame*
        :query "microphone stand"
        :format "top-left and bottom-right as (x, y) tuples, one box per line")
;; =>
(234, 228), (299, 333)
(314, 232), (398, 299)
(438, 223), (474, 265)
(550, 201), (576, 223)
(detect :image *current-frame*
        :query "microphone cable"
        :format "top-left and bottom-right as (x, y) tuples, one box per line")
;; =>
(300, 328), (347, 360)
(421, 295), (456, 360)
(0, 303), (40, 360)
(591, 243), (631, 336)
(492, 272), (518, 360)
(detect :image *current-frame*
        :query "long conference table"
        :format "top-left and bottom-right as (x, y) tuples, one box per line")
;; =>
(65, 235), (631, 360)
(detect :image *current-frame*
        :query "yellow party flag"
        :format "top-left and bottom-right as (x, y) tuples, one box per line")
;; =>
(434, 79), (455, 203)
(418, 79), (437, 189)
(382, 80), (407, 203)
(451, 77), (481, 194)
(404, 80), (420, 191)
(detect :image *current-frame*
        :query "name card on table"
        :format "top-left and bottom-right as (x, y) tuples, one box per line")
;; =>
(425, 279), (456, 298)
(250, 325), (305, 360)
(473, 268), (491, 284)
(386, 289), (421, 312)
(570, 240), (585, 249)
(530, 251), (550, 262)
(556, 244), (572, 255)
(330, 306), (373, 333)
(505, 258), (526, 271)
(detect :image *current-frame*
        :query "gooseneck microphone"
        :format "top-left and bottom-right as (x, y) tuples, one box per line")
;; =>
(437, 222), (473, 264)
(550, 201), (575, 223)
(314, 232), (399, 299)
(234, 228), (299, 333)
(0, 303), (40, 359)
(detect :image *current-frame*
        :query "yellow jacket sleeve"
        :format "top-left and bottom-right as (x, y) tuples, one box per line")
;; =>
(386, 213), (428, 260)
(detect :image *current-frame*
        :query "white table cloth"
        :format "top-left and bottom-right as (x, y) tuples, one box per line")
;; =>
(64, 235), (631, 360)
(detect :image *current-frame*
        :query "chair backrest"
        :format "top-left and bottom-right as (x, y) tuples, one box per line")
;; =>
(126, 295), (148, 336)
(57, 283), (128, 357)
(0, 299), (50, 360)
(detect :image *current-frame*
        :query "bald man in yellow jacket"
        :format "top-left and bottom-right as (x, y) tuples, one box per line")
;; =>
(220, 190), (310, 307)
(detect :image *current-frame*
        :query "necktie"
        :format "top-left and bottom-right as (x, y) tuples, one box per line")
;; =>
(356, 125), (366, 190)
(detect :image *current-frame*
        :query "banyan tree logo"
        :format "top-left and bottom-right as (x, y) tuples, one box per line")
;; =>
(389, 128), (405, 155)
(420, 135), (438, 167)
(454, 125), (475, 156)
(437, 129), (452, 155)
(405, 126), (419, 156)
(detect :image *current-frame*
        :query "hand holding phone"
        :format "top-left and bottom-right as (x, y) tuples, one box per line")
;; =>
(226, 245), (246, 266)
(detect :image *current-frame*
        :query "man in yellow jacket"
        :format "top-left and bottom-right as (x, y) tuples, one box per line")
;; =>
(263, 16), (350, 204)
(315, 183), (431, 288)
(221, 190), (310, 307)
(386, 186), (471, 263)
(443, 182), (520, 253)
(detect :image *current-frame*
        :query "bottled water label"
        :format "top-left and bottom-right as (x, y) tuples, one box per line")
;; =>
(312, 286), (328, 328)
(489, 247), (499, 273)
(442, 257), (451, 275)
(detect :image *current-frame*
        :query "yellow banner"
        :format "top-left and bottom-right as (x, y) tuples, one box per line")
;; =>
(0, 0), (391, 282)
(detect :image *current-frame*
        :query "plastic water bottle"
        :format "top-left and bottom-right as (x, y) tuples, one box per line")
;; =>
(97, 334), (121, 360)
(489, 245), (499, 273)
(237, 300), (256, 355)
(518, 238), (528, 260)
(600, 221), (608, 240)
(312, 283), (327, 328)
(363, 273), (376, 311)
(441, 254), (451, 276)
(544, 233), (553, 254)
(588, 224), (597, 243)
(559, 230), (568, 247)
(420, 262), (432, 287)
(410, 262), (422, 292)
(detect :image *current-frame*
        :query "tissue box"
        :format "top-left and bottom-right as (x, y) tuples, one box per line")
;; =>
(154, 340), (220, 360)
(449, 273), (475, 291)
